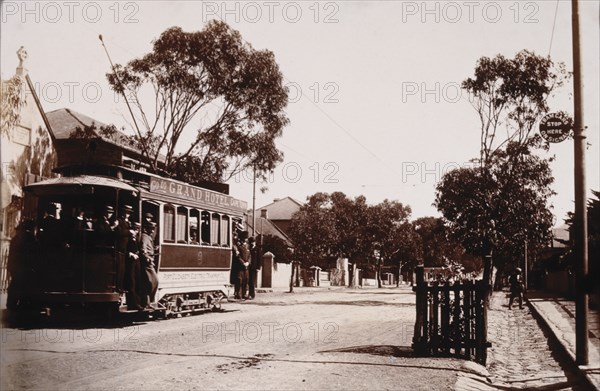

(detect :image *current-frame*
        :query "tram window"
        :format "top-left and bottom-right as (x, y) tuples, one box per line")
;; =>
(163, 205), (176, 242)
(200, 211), (210, 245)
(176, 206), (188, 243)
(210, 213), (220, 246)
(221, 216), (230, 247)
(189, 209), (200, 245)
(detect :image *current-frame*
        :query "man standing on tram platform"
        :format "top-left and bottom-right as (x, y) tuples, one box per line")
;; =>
(125, 222), (143, 310)
(115, 205), (133, 292)
(140, 222), (158, 309)
(96, 205), (117, 247)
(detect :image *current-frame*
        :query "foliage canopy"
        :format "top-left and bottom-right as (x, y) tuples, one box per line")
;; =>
(106, 21), (289, 183)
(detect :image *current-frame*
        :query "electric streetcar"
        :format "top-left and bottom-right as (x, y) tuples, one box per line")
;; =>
(15, 162), (247, 318)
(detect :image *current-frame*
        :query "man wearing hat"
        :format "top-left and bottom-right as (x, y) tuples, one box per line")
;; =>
(38, 203), (61, 250)
(139, 222), (158, 308)
(125, 222), (143, 310)
(144, 212), (157, 240)
(96, 205), (117, 248)
(231, 229), (242, 299)
(37, 203), (63, 271)
(237, 231), (250, 300)
(508, 267), (524, 309)
(247, 236), (260, 300)
(115, 205), (134, 292)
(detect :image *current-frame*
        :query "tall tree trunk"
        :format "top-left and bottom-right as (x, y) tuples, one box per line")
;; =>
(377, 258), (383, 288)
(289, 261), (295, 293)
(397, 261), (402, 287)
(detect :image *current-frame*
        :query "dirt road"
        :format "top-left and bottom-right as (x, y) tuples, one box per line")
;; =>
(1, 286), (482, 390)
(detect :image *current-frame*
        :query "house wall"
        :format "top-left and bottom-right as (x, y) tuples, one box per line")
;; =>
(257, 259), (292, 289)
(544, 271), (576, 297)
(1, 58), (55, 292)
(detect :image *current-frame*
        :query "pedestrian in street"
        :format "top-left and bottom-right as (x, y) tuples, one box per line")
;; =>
(238, 231), (250, 299)
(508, 267), (524, 309)
(247, 236), (260, 299)
(231, 230), (242, 299)
(139, 222), (158, 309)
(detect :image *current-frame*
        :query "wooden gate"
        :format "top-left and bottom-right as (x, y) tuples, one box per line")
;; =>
(412, 265), (491, 365)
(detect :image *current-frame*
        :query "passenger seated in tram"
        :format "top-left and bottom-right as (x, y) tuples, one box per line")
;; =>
(70, 207), (94, 250)
(190, 230), (199, 245)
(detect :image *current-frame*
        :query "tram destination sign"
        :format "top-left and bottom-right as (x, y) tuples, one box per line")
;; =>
(149, 177), (247, 213)
(539, 112), (572, 143)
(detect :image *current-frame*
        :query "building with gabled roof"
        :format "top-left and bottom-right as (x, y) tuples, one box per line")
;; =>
(45, 108), (108, 140)
(252, 196), (302, 238)
(45, 107), (167, 173)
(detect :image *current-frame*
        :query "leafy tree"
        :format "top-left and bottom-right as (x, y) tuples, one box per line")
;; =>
(329, 192), (370, 263)
(1, 76), (26, 136)
(106, 21), (289, 183)
(288, 193), (337, 267)
(435, 137), (555, 275)
(413, 217), (464, 268)
(561, 190), (600, 286)
(365, 200), (415, 287)
(462, 50), (568, 166)
(258, 234), (293, 264)
(289, 193), (423, 287)
(434, 50), (566, 289)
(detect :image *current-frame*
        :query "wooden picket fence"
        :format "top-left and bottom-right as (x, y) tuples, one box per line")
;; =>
(412, 265), (491, 365)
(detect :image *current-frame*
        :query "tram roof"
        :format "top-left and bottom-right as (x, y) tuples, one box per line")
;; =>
(24, 175), (138, 195)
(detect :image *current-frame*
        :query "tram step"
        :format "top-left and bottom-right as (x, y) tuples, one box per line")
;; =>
(120, 306), (154, 313)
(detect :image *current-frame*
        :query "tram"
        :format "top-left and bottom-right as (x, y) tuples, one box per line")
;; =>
(15, 162), (247, 318)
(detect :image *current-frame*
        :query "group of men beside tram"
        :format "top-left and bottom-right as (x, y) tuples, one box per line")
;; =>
(231, 229), (260, 300)
(6, 202), (159, 311)
(107, 204), (159, 311)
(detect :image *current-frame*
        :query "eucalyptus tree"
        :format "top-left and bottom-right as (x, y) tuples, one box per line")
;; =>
(106, 21), (289, 183)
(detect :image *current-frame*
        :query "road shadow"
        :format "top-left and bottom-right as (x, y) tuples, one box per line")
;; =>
(319, 344), (414, 358)
(344, 290), (414, 295)
(1, 308), (239, 330)
(245, 300), (414, 307)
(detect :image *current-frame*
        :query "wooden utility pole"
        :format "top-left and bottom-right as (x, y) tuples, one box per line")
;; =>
(571, 0), (589, 366)
(251, 165), (256, 236)
(524, 240), (528, 291)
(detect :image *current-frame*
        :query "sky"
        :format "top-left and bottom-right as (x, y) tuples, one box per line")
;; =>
(1, 0), (599, 225)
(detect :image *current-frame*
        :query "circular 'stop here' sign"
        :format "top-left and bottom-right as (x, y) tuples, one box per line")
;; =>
(539, 112), (572, 143)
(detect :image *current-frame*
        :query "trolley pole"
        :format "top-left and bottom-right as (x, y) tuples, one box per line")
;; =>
(571, 0), (589, 366)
